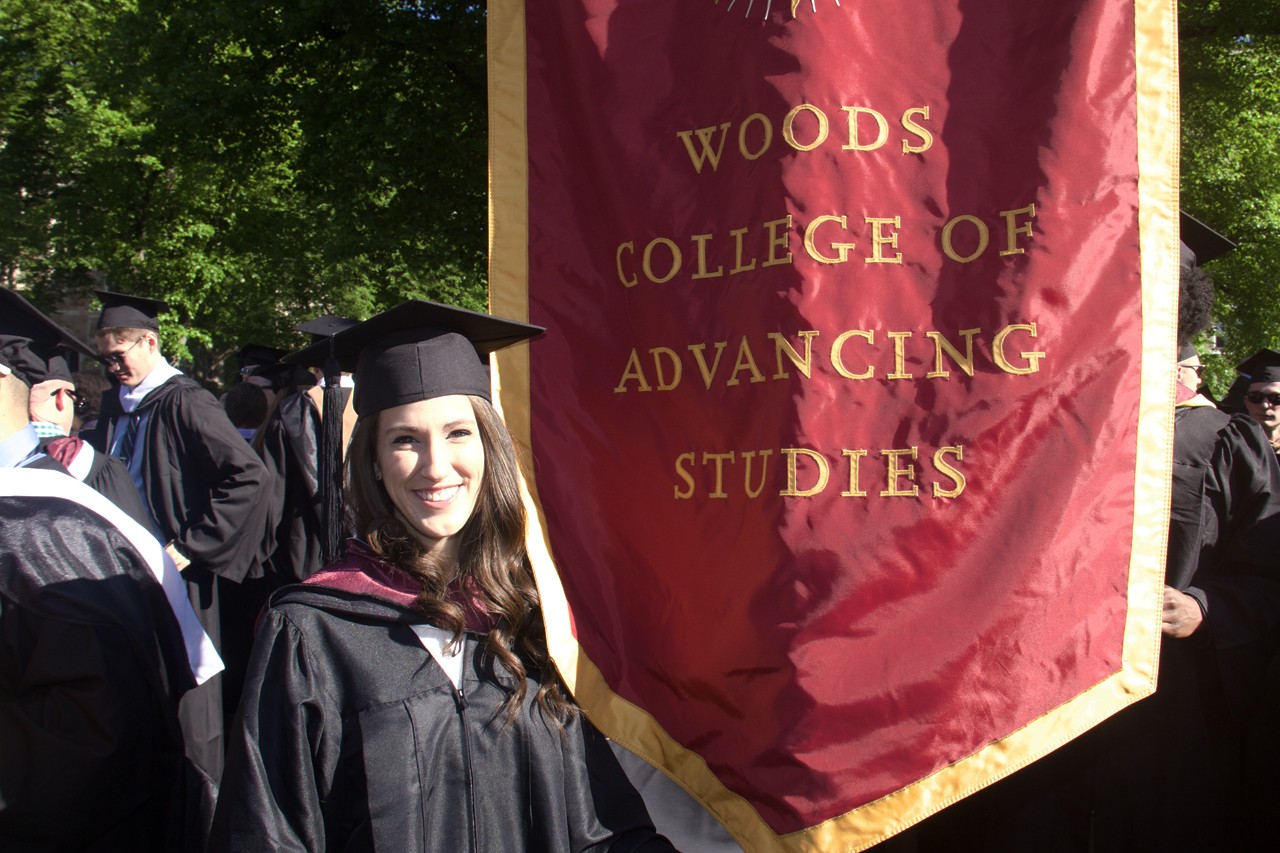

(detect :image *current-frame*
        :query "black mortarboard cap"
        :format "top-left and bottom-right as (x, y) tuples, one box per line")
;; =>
(285, 300), (544, 417)
(295, 315), (360, 345)
(1235, 348), (1280, 385)
(94, 289), (166, 332)
(1180, 212), (1236, 269)
(249, 361), (316, 392)
(236, 343), (287, 372)
(0, 288), (95, 385)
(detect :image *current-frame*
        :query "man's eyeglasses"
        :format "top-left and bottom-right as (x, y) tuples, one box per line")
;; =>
(100, 337), (143, 368)
(1245, 391), (1280, 408)
(1179, 363), (1205, 377)
(56, 386), (87, 416)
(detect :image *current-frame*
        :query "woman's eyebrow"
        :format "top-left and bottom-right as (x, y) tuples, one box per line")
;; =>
(380, 418), (477, 434)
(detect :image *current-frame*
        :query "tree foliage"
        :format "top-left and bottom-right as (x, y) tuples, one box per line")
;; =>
(3, 2), (1277, 387)
(1179, 1), (1280, 394)
(0, 1), (488, 380)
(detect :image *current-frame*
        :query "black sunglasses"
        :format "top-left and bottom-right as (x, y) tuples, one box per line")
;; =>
(99, 337), (143, 368)
(1245, 391), (1280, 407)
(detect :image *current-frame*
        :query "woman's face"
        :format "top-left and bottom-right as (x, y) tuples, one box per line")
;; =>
(375, 394), (485, 558)
(1245, 381), (1280, 435)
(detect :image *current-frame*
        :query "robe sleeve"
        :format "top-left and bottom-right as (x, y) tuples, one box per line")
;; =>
(1182, 415), (1280, 723)
(1190, 415), (1280, 649)
(564, 717), (680, 853)
(166, 386), (277, 581)
(207, 607), (339, 852)
(253, 407), (290, 576)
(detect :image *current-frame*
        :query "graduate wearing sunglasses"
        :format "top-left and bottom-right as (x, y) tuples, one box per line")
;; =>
(1100, 221), (1280, 849)
(1237, 349), (1280, 457)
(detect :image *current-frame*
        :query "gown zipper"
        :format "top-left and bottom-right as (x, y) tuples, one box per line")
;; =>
(452, 646), (478, 852)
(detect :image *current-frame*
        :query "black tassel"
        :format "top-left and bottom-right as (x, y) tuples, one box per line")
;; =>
(319, 350), (344, 567)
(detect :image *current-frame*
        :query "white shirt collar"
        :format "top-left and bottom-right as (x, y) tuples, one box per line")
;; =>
(119, 358), (183, 413)
(411, 624), (465, 690)
(0, 423), (41, 468)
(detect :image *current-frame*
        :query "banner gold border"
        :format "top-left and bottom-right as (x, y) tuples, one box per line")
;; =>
(488, 2), (1179, 849)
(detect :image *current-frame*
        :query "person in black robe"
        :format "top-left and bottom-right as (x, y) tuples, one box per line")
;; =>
(1088, 387), (1280, 850)
(1233, 348), (1280, 458)
(84, 290), (276, 785)
(218, 323), (359, 723)
(1094, 224), (1280, 850)
(2, 325), (222, 850)
(252, 316), (360, 583)
(0, 470), (206, 852)
(36, 432), (154, 530)
(0, 288), (154, 529)
(210, 301), (676, 852)
(254, 380), (327, 577)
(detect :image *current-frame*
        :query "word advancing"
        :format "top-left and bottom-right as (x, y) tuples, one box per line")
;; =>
(673, 445), (967, 500)
(615, 323), (1044, 393)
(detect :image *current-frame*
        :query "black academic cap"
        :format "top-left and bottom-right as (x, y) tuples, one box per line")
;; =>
(284, 317), (361, 377)
(94, 289), (166, 332)
(249, 361), (316, 392)
(284, 300), (544, 416)
(1235, 348), (1280, 385)
(236, 343), (287, 373)
(1180, 212), (1236, 269)
(0, 288), (95, 385)
(294, 315), (360, 344)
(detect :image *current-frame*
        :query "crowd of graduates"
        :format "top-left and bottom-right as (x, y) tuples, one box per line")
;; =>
(1, 292), (689, 851)
(2, 213), (1279, 853)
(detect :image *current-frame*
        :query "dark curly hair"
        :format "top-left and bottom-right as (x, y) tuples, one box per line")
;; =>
(345, 395), (575, 727)
(1178, 264), (1215, 348)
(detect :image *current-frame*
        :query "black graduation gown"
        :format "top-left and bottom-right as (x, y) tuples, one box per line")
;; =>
(89, 375), (275, 588)
(33, 435), (154, 532)
(221, 388), (346, 724)
(0, 480), (202, 852)
(1086, 411), (1280, 851)
(88, 374), (278, 783)
(209, 576), (678, 852)
(256, 390), (327, 583)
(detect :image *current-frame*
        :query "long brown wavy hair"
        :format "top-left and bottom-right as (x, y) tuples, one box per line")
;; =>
(345, 394), (574, 726)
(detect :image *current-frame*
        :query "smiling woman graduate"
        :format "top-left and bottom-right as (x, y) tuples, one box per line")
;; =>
(208, 301), (677, 853)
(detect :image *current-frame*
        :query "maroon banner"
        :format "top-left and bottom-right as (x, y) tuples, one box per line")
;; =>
(490, 1), (1177, 848)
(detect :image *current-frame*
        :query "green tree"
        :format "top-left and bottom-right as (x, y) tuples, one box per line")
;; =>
(11, 2), (1272, 388)
(1, 1), (488, 382)
(0, 0), (143, 300)
(1179, 2), (1280, 394)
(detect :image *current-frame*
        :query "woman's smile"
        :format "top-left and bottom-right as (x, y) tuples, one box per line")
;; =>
(376, 394), (485, 557)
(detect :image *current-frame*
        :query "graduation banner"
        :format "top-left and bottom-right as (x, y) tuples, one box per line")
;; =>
(489, 1), (1178, 849)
